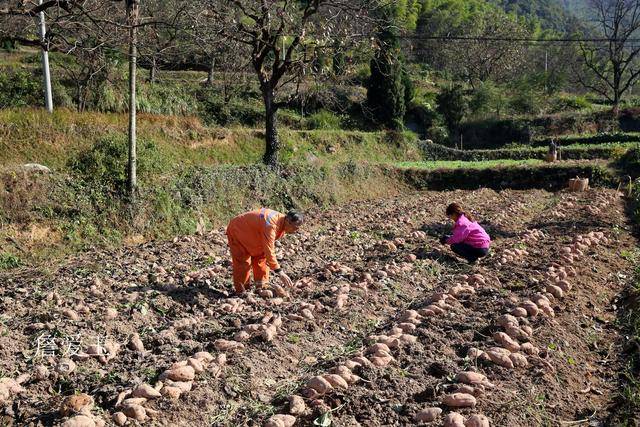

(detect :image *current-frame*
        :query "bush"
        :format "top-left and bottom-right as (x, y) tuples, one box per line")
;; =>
(305, 110), (344, 130)
(468, 82), (508, 117)
(0, 69), (41, 108)
(199, 92), (264, 126)
(509, 89), (543, 115)
(68, 134), (163, 193)
(550, 94), (592, 113)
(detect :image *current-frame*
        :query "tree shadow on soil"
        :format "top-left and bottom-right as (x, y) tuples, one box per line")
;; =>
(527, 217), (615, 236)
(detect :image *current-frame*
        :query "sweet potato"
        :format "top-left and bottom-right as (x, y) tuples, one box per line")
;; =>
(322, 374), (349, 390)
(214, 339), (244, 352)
(520, 301), (539, 317)
(509, 352), (528, 368)
(414, 407), (442, 423)
(288, 395), (306, 415)
(161, 385), (182, 399)
(131, 383), (161, 399)
(61, 415), (96, 427)
(265, 414), (296, 427)
(60, 393), (94, 416)
(442, 393), (477, 408)
(399, 310), (421, 323)
(261, 325), (278, 342)
(166, 366), (195, 382)
(496, 314), (519, 329)
(397, 322), (417, 333)
(520, 343), (539, 356)
(366, 343), (391, 355)
(465, 414), (490, 427)
(467, 348), (490, 361)
(112, 412), (127, 426)
(545, 284), (564, 299)
(487, 347), (514, 368)
(307, 376), (333, 395)
(511, 307), (528, 317)
(493, 332), (520, 352)
(165, 379), (193, 393)
(61, 309), (80, 321)
(455, 371), (486, 385)
(444, 412), (466, 427)
(56, 358), (77, 375)
(556, 280), (572, 292)
(122, 403), (147, 422)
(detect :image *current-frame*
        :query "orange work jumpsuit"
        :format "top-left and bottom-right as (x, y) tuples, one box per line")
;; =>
(226, 208), (286, 293)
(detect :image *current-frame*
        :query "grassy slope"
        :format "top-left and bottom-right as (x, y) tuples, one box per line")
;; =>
(0, 108), (422, 169)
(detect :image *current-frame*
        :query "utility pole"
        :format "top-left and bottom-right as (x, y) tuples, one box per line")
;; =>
(127, 0), (140, 202)
(38, 0), (53, 113)
(544, 50), (548, 93)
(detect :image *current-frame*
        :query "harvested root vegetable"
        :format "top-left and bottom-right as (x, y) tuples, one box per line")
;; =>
(60, 393), (94, 416)
(398, 323), (416, 333)
(272, 285), (288, 298)
(442, 393), (477, 408)
(520, 343), (540, 356)
(504, 325), (527, 340)
(165, 379), (193, 393)
(122, 403), (147, 422)
(161, 386), (182, 399)
(496, 314), (519, 329)
(509, 353), (528, 368)
(330, 366), (359, 384)
(399, 310), (421, 324)
(351, 356), (373, 367)
(545, 284), (564, 299)
(34, 365), (49, 381)
(366, 343), (391, 355)
(166, 366), (195, 382)
(399, 334), (418, 344)
(300, 309), (315, 320)
(307, 376), (333, 395)
(128, 334), (145, 352)
(261, 325), (278, 342)
(61, 309), (80, 321)
(265, 414), (297, 427)
(194, 351), (214, 363)
(61, 415), (96, 427)
(105, 308), (118, 320)
(234, 331), (251, 342)
(454, 371), (486, 386)
(112, 412), (127, 426)
(444, 412), (466, 427)
(511, 307), (528, 317)
(520, 301), (539, 317)
(419, 308), (436, 317)
(465, 414), (490, 427)
(557, 280), (572, 292)
(336, 293), (349, 309)
(414, 407), (443, 423)
(214, 339), (244, 352)
(493, 332), (520, 352)
(322, 374), (349, 390)
(540, 305), (555, 317)
(288, 395), (306, 415)
(486, 347), (514, 368)
(467, 348), (490, 362)
(56, 358), (77, 375)
(132, 383), (161, 399)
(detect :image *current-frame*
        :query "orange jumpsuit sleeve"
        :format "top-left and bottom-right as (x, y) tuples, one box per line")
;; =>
(263, 221), (280, 271)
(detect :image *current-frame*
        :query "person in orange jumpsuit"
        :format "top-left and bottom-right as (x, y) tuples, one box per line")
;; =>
(226, 208), (304, 294)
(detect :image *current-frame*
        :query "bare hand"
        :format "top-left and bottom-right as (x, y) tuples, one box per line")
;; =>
(278, 271), (293, 288)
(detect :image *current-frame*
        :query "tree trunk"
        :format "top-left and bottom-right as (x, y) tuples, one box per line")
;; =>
(149, 55), (157, 83)
(206, 57), (215, 86)
(127, 0), (139, 202)
(262, 87), (280, 168)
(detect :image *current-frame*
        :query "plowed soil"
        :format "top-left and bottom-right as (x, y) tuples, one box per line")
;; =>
(0, 188), (637, 426)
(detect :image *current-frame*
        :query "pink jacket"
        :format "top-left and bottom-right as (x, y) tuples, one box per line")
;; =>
(447, 215), (491, 249)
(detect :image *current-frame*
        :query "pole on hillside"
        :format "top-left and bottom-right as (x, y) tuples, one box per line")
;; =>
(127, 0), (139, 202)
(38, 0), (53, 113)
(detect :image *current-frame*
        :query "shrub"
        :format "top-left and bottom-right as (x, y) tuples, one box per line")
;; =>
(436, 85), (467, 144)
(305, 110), (344, 130)
(68, 134), (163, 193)
(0, 69), (41, 108)
(550, 94), (592, 113)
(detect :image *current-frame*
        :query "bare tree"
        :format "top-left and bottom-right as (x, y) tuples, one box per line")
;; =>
(203, 0), (373, 167)
(578, 0), (640, 114)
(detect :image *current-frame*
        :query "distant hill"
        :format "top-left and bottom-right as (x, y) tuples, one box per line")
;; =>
(490, 0), (585, 33)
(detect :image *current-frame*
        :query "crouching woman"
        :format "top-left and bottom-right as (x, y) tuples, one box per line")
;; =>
(440, 203), (491, 264)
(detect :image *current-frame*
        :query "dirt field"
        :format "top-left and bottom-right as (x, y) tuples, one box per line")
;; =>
(0, 188), (637, 426)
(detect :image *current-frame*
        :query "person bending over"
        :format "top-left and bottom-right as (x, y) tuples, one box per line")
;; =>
(226, 208), (303, 294)
(439, 203), (491, 264)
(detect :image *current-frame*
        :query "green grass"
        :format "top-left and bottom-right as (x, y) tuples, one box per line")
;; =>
(395, 159), (544, 170)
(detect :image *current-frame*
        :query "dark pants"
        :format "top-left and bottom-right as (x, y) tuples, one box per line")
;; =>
(451, 243), (489, 263)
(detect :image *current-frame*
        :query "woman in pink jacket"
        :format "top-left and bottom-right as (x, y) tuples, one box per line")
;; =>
(440, 203), (491, 264)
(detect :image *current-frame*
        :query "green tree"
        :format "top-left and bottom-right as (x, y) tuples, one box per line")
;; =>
(436, 85), (467, 144)
(367, 7), (406, 130)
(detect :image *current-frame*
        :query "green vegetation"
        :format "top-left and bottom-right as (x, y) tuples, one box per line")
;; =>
(396, 159), (544, 169)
